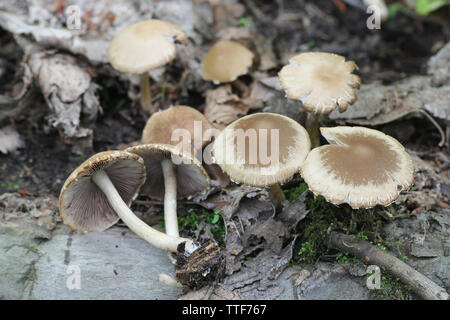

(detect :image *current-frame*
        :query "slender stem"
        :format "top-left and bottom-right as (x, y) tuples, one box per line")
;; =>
(417, 109), (445, 147)
(306, 113), (320, 148)
(92, 170), (193, 253)
(140, 73), (154, 114)
(161, 159), (179, 238)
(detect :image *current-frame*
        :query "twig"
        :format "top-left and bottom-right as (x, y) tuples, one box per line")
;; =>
(416, 109), (445, 147)
(329, 231), (449, 300)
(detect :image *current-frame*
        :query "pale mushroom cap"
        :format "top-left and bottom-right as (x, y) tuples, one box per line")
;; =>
(126, 143), (210, 200)
(108, 19), (187, 74)
(141, 105), (216, 153)
(301, 126), (414, 209)
(59, 151), (146, 232)
(212, 113), (311, 187)
(202, 40), (254, 83)
(278, 52), (361, 115)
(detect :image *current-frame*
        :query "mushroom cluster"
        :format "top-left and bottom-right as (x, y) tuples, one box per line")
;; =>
(59, 17), (417, 290)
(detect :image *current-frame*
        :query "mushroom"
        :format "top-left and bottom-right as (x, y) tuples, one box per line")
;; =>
(278, 52), (360, 146)
(142, 105), (217, 158)
(301, 126), (414, 208)
(59, 151), (197, 253)
(126, 143), (210, 238)
(108, 19), (187, 114)
(202, 40), (254, 84)
(212, 113), (311, 187)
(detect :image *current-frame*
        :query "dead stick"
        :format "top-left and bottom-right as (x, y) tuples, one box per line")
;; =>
(329, 231), (449, 300)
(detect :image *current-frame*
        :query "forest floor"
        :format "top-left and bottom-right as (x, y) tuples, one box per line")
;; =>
(0, 0), (449, 300)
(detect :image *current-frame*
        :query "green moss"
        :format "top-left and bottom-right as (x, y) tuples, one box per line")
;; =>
(17, 260), (38, 290)
(284, 182), (403, 266)
(0, 174), (23, 191)
(297, 241), (316, 264)
(336, 252), (363, 264)
(4, 243), (42, 256)
(178, 205), (225, 244)
(369, 269), (414, 300)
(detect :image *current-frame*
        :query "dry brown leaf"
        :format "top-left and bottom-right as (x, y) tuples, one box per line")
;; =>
(204, 85), (262, 128)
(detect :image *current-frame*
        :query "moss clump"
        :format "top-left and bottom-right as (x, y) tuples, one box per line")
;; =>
(284, 182), (403, 265)
(369, 268), (415, 300)
(178, 205), (226, 244)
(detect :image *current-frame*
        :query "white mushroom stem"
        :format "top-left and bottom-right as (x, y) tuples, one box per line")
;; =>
(92, 170), (197, 254)
(161, 159), (179, 238)
(140, 73), (154, 114)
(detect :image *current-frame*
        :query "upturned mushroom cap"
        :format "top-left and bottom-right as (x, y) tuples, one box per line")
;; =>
(301, 126), (414, 209)
(141, 105), (216, 153)
(126, 143), (210, 200)
(202, 40), (254, 84)
(212, 113), (311, 187)
(278, 52), (361, 115)
(108, 19), (187, 74)
(59, 151), (146, 232)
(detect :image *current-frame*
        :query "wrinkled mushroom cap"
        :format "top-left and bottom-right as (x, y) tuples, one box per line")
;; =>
(278, 52), (360, 115)
(108, 19), (187, 74)
(141, 105), (216, 154)
(212, 113), (311, 187)
(59, 151), (146, 232)
(126, 143), (210, 200)
(202, 40), (254, 84)
(301, 126), (414, 209)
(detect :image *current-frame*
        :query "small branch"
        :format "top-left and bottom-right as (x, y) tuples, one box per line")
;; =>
(416, 109), (445, 147)
(329, 231), (449, 300)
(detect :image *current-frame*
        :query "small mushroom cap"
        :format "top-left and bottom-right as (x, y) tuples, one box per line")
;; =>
(126, 143), (210, 200)
(141, 105), (216, 154)
(278, 52), (361, 115)
(301, 126), (414, 209)
(59, 151), (146, 232)
(108, 19), (187, 74)
(202, 40), (254, 83)
(212, 113), (311, 187)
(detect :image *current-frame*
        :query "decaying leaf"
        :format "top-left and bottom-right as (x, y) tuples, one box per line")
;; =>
(278, 193), (309, 231)
(203, 161), (231, 189)
(28, 52), (101, 154)
(198, 185), (267, 221)
(225, 200), (275, 262)
(204, 85), (262, 128)
(396, 155), (450, 210)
